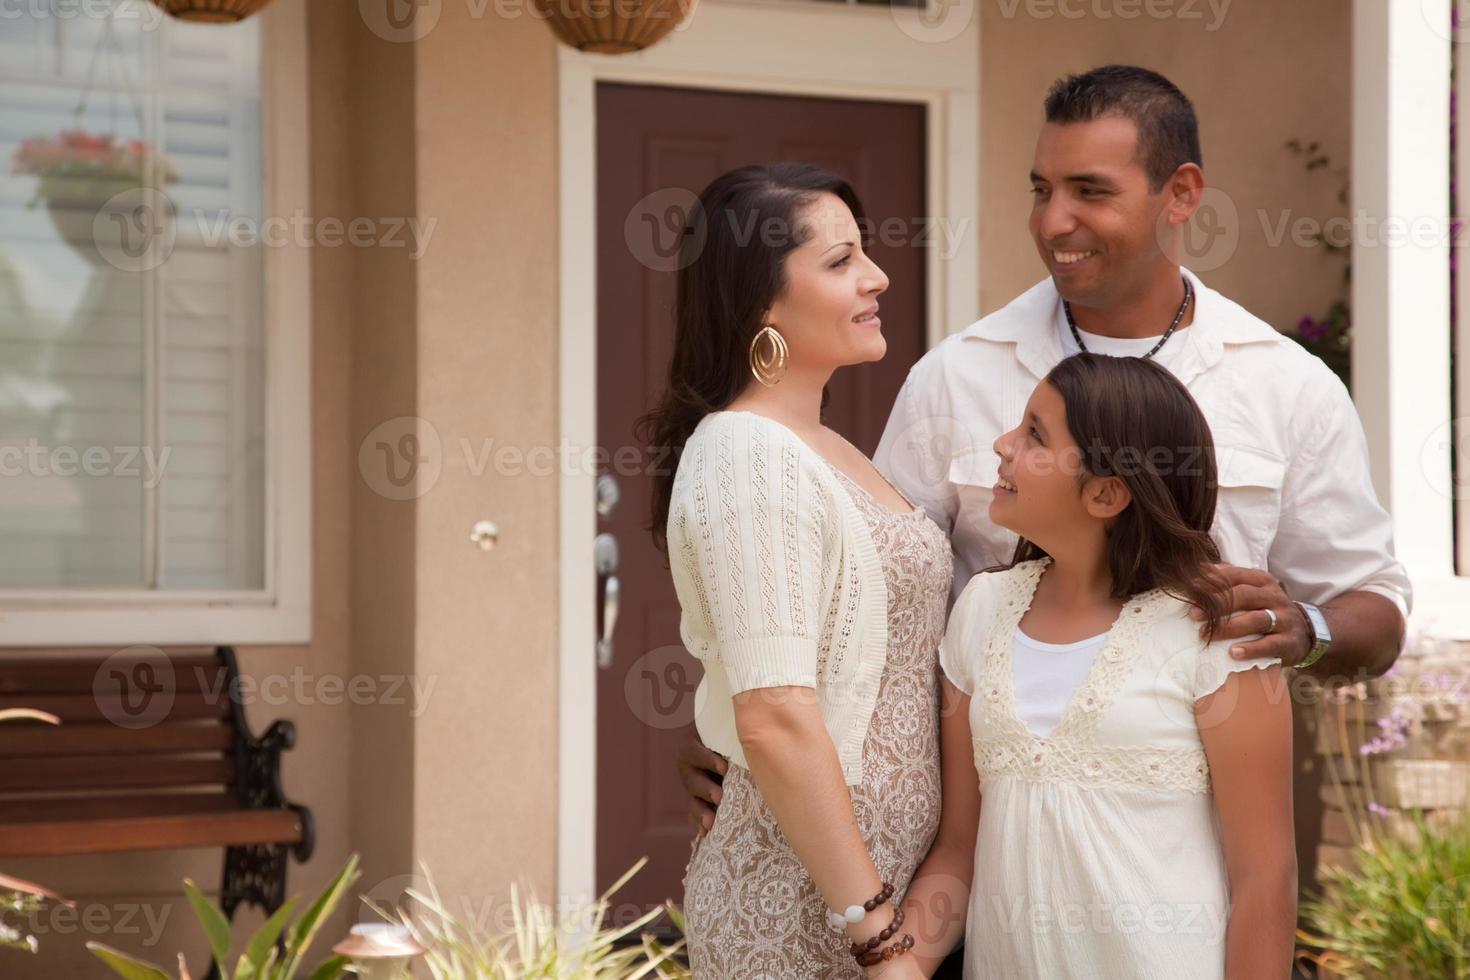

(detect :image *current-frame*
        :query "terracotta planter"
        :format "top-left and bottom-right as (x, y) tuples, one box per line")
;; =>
(148, 0), (276, 22)
(536, 0), (697, 53)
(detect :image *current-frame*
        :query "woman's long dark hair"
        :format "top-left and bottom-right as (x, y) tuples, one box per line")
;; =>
(637, 163), (866, 555)
(1000, 352), (1233, 641)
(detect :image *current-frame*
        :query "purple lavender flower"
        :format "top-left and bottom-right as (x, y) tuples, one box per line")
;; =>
(1360, 709), (1413, 756)
(1368, 802), (1390, 818)
(1298, 316), (1329, 343)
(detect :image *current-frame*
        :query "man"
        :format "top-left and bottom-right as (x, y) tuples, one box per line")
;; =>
(676, 64), (1410, 973)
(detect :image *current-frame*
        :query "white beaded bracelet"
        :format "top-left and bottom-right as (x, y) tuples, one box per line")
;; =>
(827, 904), (867, 930)
(828, 882), (894, 931)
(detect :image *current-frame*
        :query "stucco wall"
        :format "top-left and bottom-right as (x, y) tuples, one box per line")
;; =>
(407, 0), (562, 915)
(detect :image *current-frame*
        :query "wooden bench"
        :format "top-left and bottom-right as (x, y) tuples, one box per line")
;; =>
(0, 646), (314, 926)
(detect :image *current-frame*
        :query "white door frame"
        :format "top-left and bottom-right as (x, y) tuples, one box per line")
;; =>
(1351, 0), (1470, 635)
(556, 0), (981, 903)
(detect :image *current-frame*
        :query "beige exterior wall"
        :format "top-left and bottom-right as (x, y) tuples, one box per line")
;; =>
(979, 0), (1352, 329)
(407, 0), (562, 913)
(332, 0), (419, 919)
(10, 3), (1349, 977)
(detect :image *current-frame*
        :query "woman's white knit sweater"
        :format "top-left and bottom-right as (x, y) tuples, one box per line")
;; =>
(666, 410), (890, 784)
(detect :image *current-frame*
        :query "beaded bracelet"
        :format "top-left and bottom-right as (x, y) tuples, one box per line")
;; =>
(850, 905), (904, 956)
(855, 932), (915, 968)
(826, 881), (894, 930)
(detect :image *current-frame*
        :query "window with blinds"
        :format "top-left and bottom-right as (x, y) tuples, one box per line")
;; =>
(0, 1), (265, 592)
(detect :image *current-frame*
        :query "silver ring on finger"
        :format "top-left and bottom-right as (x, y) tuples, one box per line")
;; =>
(1263, 607), (1278, 635)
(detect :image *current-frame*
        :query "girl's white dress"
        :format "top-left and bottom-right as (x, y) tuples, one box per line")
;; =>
(939, 558), (1280, 979)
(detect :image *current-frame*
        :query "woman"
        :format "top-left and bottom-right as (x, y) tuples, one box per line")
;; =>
(640, 163), (950, 978)
(901, 353), (1297, 977)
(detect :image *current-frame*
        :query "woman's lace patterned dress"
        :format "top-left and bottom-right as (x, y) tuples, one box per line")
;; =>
(682, 464), (954, 979)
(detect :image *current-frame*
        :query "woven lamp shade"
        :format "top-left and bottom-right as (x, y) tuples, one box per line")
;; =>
(149, 0), (276, 22)
(536, 0), (697, 53)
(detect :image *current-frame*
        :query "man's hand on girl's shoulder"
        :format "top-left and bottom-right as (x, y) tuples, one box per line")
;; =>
(1187, 563), (1312, 666)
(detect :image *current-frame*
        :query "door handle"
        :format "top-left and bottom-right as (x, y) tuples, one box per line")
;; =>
(596, 474), (621, 518)
(595, 532), (620, 669)
(598, 575), (620, 669)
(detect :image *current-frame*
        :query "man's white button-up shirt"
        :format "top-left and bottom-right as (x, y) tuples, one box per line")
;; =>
(873, 267), (1412, 620)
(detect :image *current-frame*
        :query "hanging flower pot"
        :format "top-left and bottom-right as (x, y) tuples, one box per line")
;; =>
(535, 0), (697, 54)
(11, 130), (180, 267)
(147, 0), (276, 22)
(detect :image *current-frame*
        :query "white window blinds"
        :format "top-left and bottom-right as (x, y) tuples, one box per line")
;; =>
(0, 0), (265, 591)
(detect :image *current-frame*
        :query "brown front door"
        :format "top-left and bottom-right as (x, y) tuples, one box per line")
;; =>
(594, 82), (928, 924)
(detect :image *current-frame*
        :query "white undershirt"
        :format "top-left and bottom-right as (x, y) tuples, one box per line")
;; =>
(1055, 305), (1188, 367)
(1012, 626), (1110, 738)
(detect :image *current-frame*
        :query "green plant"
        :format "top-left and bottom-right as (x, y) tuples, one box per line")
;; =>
(0, 708), (67, 956)
(87, 854), (361, 980)
(369, 856), (691, 979)
(1297, 810), (1470, 978)
(0, 875), (66, 955)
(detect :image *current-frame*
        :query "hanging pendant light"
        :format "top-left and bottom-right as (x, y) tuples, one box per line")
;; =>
(147, 0), (277, 22)
(535, 0), (698, 54)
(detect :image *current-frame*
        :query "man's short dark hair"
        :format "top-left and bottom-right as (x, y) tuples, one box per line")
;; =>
(1044, 65), (1202, 192)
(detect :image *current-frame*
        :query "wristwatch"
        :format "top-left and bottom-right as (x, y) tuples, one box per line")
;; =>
(1294, 600), (1332, 669)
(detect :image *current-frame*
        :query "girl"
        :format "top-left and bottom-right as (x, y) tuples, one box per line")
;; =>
(642, 163), (951, 978)
(901, 352), (1297, 978)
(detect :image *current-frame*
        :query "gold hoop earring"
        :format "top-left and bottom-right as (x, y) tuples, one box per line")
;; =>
(749, 325), (789, 387)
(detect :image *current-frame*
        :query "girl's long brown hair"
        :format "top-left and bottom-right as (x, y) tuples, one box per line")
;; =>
(999, 352), (1233, 641)
(636, 163), (864, 556)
